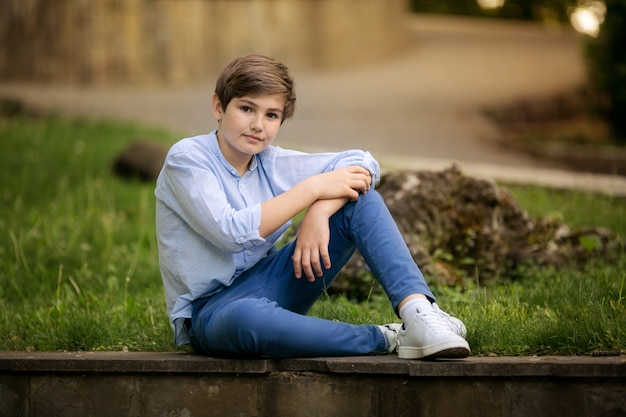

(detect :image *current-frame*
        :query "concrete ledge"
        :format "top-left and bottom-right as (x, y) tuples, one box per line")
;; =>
(2, 352), (625, 417)
(3, 351), (625, 377)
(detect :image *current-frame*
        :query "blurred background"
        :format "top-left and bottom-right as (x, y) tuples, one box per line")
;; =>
(0, 0), (612, 84)
(0, 0), (624, 177)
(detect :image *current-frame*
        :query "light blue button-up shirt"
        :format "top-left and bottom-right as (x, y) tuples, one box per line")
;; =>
(155, 131), (380, 345)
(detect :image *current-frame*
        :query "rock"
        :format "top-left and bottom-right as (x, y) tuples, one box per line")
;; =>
(111, 140), (168, 181)
(0, 97), (39, 118)
(328, 166), (622, 298)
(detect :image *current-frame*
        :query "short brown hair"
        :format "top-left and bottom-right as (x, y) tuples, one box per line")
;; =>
(215, 54), (296, 122)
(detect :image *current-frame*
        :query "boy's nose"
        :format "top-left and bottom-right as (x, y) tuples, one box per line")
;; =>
(250, 117), (262, 132)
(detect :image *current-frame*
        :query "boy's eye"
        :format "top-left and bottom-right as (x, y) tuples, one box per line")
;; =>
(267, 113), (279, 119)
(241, 106), (252, 112)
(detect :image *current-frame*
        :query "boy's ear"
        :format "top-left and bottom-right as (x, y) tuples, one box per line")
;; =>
(211, 93), (223, 121)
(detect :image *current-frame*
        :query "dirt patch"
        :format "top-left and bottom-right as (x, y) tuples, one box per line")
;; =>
(486, 87), (626, 177)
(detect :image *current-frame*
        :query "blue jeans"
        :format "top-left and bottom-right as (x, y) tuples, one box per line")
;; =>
(190, 190), (434, 358)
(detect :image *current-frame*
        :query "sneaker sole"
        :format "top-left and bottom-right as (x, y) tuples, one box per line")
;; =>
(423, 346), (470, 360)
(397, 341), (470, 360)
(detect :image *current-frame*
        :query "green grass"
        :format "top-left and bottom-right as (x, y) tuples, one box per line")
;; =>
(0, 115), (176, 351)
(312, 185), (626, 356)
(1, 114), (624, 355)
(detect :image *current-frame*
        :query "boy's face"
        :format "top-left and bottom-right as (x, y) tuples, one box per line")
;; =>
(212, 93), (286, 170)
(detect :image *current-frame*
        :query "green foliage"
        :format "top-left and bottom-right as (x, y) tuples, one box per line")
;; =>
(585, 0), (626, 143)
(503, 184), (626, 236)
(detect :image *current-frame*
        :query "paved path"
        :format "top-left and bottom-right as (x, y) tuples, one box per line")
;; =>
(2, 15), (625, 194)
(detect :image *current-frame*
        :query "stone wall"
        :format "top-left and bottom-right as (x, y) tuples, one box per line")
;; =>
(0, 0), (410, 86)
(2, 352), (625, 417)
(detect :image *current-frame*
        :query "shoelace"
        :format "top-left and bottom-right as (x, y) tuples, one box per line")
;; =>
(433, 304), (466, 336)
(418, 310), (453, 334)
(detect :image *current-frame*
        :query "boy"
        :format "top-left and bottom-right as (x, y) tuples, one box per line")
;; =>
(155, 54), (470, 359)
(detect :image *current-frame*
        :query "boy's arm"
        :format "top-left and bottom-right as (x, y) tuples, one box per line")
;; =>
(258, 166), (371, 238)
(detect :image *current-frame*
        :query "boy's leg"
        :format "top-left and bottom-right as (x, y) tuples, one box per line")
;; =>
(191, 237), (389, 357)
(327, 189), (435, 311)
(192, 296), (387, 357)
(329, 190), (470, 359)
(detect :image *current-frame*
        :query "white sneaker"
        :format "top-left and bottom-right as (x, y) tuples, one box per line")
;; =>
(378, 323), (402, 353)
(397, 303), (470, 360)
(432, 303), (467, 338)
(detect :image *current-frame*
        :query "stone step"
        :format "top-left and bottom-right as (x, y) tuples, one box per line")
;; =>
(2, 352), (625, 417)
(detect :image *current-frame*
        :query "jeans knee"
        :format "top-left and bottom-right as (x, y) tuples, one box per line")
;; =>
(215, 298), (272, 331)
(197, 298), (277, 355)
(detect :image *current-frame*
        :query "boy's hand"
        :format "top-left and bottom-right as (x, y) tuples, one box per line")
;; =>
(292, 197), (348, 282)
(292, 208), (331, 282)
(292, 166), (371, 281)
(312, 166), (372, 202)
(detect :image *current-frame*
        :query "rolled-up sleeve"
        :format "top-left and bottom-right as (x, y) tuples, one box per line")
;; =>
(261, 147), (381, 192)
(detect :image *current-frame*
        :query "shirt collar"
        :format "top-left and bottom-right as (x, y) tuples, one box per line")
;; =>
(209, 130), (258, 177)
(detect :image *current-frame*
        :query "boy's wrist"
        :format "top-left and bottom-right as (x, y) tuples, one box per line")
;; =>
(302, 175), (323, 202)
(308, 198), (348, 217)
